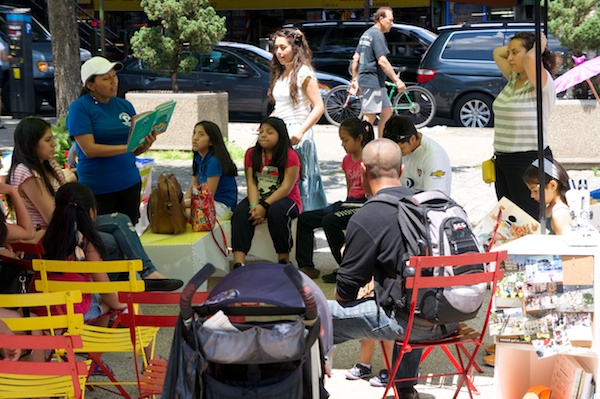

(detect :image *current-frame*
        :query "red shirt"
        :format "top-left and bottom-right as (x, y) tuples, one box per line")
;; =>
(244, 147), (302, 212)
(342, 154), (366, 200)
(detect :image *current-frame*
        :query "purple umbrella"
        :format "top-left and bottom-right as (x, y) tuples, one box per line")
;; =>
(554, 55), (600, 103)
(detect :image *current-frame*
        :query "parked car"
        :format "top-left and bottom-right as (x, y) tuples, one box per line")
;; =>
(0, 5), (92, 112)
(417, 22), (565, 127)
(117, 42), (349, 121)
(283, 20), (437, 83)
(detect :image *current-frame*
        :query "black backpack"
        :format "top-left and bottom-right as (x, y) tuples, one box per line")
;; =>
(372, 191), (486, 324)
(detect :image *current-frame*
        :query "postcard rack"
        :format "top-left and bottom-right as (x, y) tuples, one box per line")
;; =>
(492, 234), (599, 399)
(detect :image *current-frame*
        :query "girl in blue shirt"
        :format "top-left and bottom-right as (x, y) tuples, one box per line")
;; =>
(184, 121), (238, 219)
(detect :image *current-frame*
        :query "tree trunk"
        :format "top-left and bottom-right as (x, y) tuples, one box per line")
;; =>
(47, 0), (81, 119)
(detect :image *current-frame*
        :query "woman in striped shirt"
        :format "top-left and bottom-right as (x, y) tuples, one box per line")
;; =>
(492, 31), (558, 220)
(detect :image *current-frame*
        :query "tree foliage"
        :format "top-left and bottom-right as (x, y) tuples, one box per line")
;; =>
(130, 0), (226, 92)
(548, 0), (600, 56)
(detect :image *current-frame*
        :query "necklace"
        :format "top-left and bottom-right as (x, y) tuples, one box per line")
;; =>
(90, 93), (99, 105)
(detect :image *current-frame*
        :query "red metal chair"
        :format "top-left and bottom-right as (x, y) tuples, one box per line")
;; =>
(118, 290), (210, 398)
(381, 250), (507, 399)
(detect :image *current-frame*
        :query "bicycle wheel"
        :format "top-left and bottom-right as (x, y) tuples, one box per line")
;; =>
(324, 85), (363, 127)
(392, 86), (436, 129)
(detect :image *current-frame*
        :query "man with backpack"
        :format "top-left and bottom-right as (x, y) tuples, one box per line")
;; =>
(329, 139), (458, 399)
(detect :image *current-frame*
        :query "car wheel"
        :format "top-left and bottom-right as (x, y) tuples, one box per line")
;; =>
(453, 93), (494, 128)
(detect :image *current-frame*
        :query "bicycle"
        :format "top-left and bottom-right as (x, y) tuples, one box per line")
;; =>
(324, 73), (436, 129)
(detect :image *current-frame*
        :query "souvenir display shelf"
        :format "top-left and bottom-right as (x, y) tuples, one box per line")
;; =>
(492, 234), (599, 399)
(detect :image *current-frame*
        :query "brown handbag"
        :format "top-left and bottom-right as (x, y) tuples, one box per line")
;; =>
(148, 173), (188, 234)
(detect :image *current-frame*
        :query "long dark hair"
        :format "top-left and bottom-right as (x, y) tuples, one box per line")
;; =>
(43, 182), (107, 260)
(7, 117), (59, 197)
(268, 28), (313, 106)
(340, 117), (375, 147)
(510, 32), (558, 78)
(0, 211), (7, 246)
(251, 117), (291, 185)
(523, 157), (569, 204)
(191, 121), (237, 177)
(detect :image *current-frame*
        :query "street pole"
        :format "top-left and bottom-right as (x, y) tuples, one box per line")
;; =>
(99, 0), (106, 56)
(364, 0), (370, 20)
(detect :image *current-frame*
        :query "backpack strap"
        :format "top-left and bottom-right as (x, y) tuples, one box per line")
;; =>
(371, 193), (428, 258)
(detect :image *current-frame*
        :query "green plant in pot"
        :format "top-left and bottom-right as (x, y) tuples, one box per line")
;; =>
(130, 0), (227, 92)
(51, 116), (73, 168)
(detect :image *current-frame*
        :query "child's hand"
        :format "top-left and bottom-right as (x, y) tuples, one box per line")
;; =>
(289, 127), (304, 146)
(0, 182), (16, 196)
(0, 346), (22, 361)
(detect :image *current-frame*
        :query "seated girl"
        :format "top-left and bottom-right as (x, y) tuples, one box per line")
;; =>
(6, 116), (182, 291)
(231, 117), (301, 268)
(522, 157), (572, 235)
(33, 182), (126, 323)
(184, 120), (238, 220)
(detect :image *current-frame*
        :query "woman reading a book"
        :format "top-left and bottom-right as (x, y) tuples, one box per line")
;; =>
(66, 56), (156, 225)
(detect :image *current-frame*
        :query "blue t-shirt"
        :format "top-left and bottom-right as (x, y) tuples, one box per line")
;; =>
(66, 95), (140, 195)
(193, 151), (237, 209)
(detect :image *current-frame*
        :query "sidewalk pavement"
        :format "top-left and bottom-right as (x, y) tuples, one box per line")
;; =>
(3, 115), (599, 398)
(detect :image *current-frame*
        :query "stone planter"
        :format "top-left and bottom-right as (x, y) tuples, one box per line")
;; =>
(549, 99), (600, 167)
(126, 91), (229, 150)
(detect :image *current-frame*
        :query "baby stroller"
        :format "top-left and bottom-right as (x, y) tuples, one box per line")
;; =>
(163, 262), (334, 399)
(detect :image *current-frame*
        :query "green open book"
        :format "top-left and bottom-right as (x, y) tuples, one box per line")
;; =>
(127, 100), (177, 152)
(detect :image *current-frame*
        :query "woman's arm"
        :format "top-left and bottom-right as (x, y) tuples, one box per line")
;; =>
(524, 34), (549, 89)
(17, 177), (56, 226)
(74, 134), (128, 158)
(246, 167), (259, 206)
(289, 75), (324, 146)
(0, 183), (35, 242)
(493, 45), (511, 80)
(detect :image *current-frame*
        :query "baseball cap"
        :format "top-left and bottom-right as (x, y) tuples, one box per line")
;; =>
(81, 56), (123, 84)
(382, 115), (418, 143)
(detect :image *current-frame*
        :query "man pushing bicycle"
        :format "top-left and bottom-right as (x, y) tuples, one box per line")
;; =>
(350, 6), (406, 138)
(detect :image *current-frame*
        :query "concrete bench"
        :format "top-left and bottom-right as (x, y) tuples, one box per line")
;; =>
(243, 219), (298, 265)
(140, 222), (230, 289)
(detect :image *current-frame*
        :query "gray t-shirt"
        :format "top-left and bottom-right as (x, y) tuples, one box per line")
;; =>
(355, 26), (389, 89)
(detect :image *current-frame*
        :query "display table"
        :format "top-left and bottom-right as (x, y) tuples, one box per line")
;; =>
(492, 234), (600, 399)
(140, 222), (230, 289)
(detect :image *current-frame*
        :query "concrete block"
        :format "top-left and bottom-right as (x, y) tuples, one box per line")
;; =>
(126, 91), (229, 150)
(549, 100), (600, 167)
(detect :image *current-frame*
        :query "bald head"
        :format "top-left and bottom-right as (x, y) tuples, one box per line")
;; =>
(362, 138), (402, 180)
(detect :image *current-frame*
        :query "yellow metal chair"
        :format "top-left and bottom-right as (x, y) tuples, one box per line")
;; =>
(0, 290), (89, 398)
(32, 259), (159, 399)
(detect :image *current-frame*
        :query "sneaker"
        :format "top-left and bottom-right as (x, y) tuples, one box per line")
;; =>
(345, 363), (372, 380)
(397, 387), (420, 399)
(369, 369), (390, 387)
(322, 269), (338, 284)
(232, 262), (245, 270)
(299, 266), (320, 279)
(483, 353), (495, 367)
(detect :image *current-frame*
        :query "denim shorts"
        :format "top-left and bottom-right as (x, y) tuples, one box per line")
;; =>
(84, 293), (104, 322)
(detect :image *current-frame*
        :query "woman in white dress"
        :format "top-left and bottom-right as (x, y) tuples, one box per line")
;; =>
(268, 28), (327, 212)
